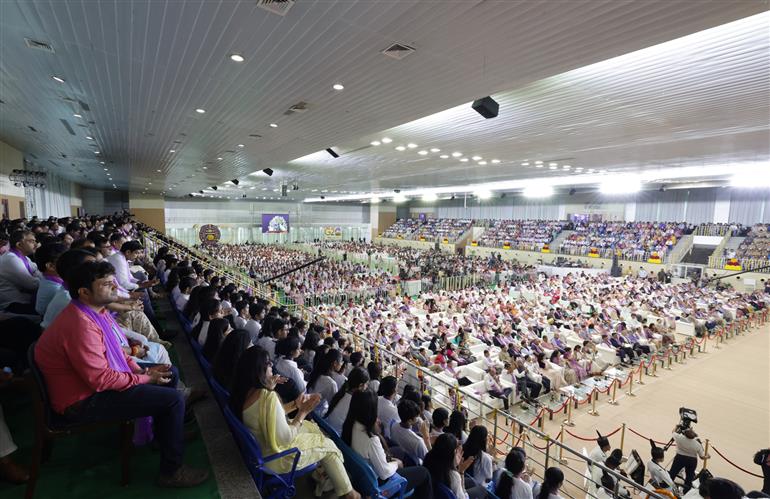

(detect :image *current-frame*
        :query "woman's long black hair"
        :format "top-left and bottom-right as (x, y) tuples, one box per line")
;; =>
(326, 367), (369, 417)
(212, 329), (252, 390)
(229, 346), (271, 421)
(444, 409), (466, 441)
(537, 467), (564, 499)
(341, 389), (378, 445)
(462, 425), (488, 475)
(307, 348), (341, 390)
(422, 433), (458, 488)
(495, 447), (526, 499)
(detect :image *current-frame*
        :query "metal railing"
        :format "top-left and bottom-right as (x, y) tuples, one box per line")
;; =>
(141, 229), (670, 499)
(708, 256), (770, 273)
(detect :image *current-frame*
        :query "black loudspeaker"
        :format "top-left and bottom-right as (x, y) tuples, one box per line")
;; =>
(569, 188), (576, 196)
(231, 179), (239, 185)
(471, 96), (499, 119)
(211, 186), (218, 190)
(281, 185), (288, 197)
(326, 148), (339, 158)
(262, 168), (273, 176)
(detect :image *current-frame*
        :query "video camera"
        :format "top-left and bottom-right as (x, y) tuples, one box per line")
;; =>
(675, 407), (698, 433)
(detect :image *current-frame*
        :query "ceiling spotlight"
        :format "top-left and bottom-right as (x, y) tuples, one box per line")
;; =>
(381, 137), (392, 144)
(217, 157), (223, 161)
(370, 140), (381, 146)
(439, 154), (449, 159)
(407, 143), (418, 149)
(588, 169), (595, 173)
(237, 143), (244, 148)
(491, 159), (500, 164)
(169, 149), (175, 153)
(100, 161), (105, 164)
(195, 108), (206, 114)
(535, 160), (543, 164)
(471, 155), (482, 161)
(393, 194), (407, 203)
(73, 113), (82, 118)
(562, 165), (571, 169)
(332, 83), (344, 90)
(156, 169), (161, 172)
(478, 160), (488, 165)
(269, 123), (278, 128)
(85, 136), (93, 140)
(94, 150), (100, 154)
(229, 53), (245, 62)
(211, 186), (218, 190)
(549, 162), (558, 167)
(549, 165), (558, 170)
(395, 146), (406, 151)
(521, 162), (530, 166)
(51, 75), (65, 83)
(459, 158), (469, 162)
(202, 166), (208, 169)
(418, 150), (428, 155)
(452, 152), (462, 157)
(103, 168), (108, 171)
(370, 196), (381, 204)
(430, 148), (440, 153)
(536, 164), (544, 168)
(474, 189), (493, 200)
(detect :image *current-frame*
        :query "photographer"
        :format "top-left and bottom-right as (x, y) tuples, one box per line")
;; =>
(668, 427), (707, 494)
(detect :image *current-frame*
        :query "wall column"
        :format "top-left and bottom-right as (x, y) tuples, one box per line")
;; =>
(369, 204), (396, 240)
(0, 141), (26, 219)
(713, 188), (730, 223)
(129, 194), (166, 232)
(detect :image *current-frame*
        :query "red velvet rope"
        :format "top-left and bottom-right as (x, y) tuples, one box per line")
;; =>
(563, 426), (622, 441)
(626, 426), (669, 446)
(711, 446), (763, 478)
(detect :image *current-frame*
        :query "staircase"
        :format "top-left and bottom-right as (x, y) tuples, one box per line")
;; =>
(723, 236), (746, 253)
(682, 245), (714, 265)
(550, 230), (573, 252)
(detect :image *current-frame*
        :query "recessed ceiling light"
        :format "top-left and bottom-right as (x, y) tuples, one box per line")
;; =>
(51, 75), (65, 83)
(217, 157), (223, 161)
(148, 182), (152, 185)
(73, 113), (82, 118)
(587, 169), (595, 173)
(478, 160), (488, 165)
(395, 146), (406, 151)
(103, 168), (108, 171)
(521, 162), (530, 166)
(418, 150), (428, 155)
(549, 165), (558, 170)
(471, 156), (482, 161)
(459, 158), (469, 162)
(430, 148), (440, 153)
(332, 83), (344, 91)
(249, 186), (256, 190)
(407, 143), (417, 149)
(156, 169), (162, 172)
(269, 123), (278, 128)
(202, 166), (208, 170)
(100, 161), (105, 164)
(491, 159), (500, 164)
(371, 140), (381, 146)
(549, 162), (558, 167)
(85, 136), (93, 140)
(229, 53), (245, 62)
(381, 137), (392, 144)
(562, 165), (571, 169)
(600, 169), (608, 173)
(439, 154), (449, 159)
(535, 160), (543, 165)
(536, 164), (544, 168)
(237, 144), (244, 148)
(195, 108), (206, 114)
(169, 149), (175, 153)
(94, 151), (100, 154)
(452, 152), (462, 157)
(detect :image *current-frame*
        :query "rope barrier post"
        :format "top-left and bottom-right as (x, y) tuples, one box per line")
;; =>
(620, 423), (626, 453)
(608, 378), (619, 406)
(538, 411), (545, 434)
(702, 334), (708, 354)
(587, 390), (600, 417)
(563, 396), (575, 427)
(625, 374), (635, 397)
(666, 352), (673, 370)
(544, 435), (551, 470)
(638, 363), (645, 385)
(492, 408), (498, 453)
(650, 358), (658, 377)
(703, 439), (711, 470)
(558, 425), (568, 464)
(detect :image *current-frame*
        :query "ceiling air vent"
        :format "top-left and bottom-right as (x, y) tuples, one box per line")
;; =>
(256, 0), (295, 16)
(24, 38), (55, 53)
(284, 101), (308, 116)
(381, 43), (416, 60)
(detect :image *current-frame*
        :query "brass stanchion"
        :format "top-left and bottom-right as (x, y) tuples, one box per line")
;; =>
(650, 358), (658, 377)
(563, 396), (575, 427)
(492, 408), (498, 452)
(608, 378), (619, 406)
(638, 364), (645, 385)
(666, 353), (673, 370)
(558, 425), (568, 464)
(702, 334), (708, 353)
(702, 439), (711, 470)
(620, 423), (626, 453)
(587, 390), (600, 416)
(625, 375), (636, 397)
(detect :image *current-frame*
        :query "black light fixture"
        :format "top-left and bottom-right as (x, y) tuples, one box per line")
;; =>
(231, 179), (239, 185)
(325, 148), (339, 158)
(320, 196), (325, 200)
(569, 188), (576, 196)
(471, 96), (499, 119)
(211, 186), (218, 190)
(199, 190), (204, 194)
(262, 168), (274, 177)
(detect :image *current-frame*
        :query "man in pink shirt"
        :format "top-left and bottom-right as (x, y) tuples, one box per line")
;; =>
(35, 260), (208, 488)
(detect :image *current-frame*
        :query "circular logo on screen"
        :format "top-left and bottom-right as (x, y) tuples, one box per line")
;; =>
(198, 224), (221, 244)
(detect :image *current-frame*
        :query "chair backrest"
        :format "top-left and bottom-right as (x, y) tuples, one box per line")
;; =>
(435, 482), (458, 499)
(27, 343), (54, 429)
(221, 404), (265, 480)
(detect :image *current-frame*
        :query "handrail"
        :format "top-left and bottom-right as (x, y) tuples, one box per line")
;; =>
(706, 234), (731, 269)
(666, 234), (693, 264)
(142, 230), (670, 498)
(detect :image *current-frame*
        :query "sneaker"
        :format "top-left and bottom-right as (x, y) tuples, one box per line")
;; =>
(157, 465), (209, 488)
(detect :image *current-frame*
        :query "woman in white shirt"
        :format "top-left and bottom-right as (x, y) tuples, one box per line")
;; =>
(307, 349), (342, 416)
(376, 376), (400, 440)
(462, 425), (494, 487)
(343, 390), (432, 498)
(535, 467), (564, 499)
(325, 367), (370, 435)
(423, 432), (485, 499)
(233, 300), (249, 330)
(274, 336), (307, 395)
(495, 447), (534, 499)
(244, 303), (264, 344)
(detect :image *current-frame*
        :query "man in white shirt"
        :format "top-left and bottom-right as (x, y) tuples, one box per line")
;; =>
(0, 230), (41, 313)
(390, 399), (430, 464)
(647, 443), (675, 491)
(107, 240), (158, 322)
(376, 376), (399, 440)
(175, 277), (194, 312)
(668, 428), (706, 494)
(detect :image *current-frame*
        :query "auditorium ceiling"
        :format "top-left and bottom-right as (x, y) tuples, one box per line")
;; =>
(0, 0), (767, 201)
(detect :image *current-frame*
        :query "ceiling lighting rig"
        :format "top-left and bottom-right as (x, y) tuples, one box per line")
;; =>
(10, 169), (47, 188)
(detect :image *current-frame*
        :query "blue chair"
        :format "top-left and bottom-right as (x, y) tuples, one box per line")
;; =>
(222, 405), (317, 499)
(208, 376), (230, 409)
(434, 482), (458, 499)
(313, 415), (409, 499)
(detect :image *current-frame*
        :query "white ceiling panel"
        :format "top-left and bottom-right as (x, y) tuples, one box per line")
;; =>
(0, 0), (766, 199)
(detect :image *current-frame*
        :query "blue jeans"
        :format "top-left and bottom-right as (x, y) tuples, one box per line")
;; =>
(63, 365), (185, 474)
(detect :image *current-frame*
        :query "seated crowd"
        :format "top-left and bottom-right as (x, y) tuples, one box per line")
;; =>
(382, 218), (423, 239)
(413, 218), (474, 242)
(559, 221), (693, 260)
(478, 220), (567, 250)
(728, 224), (770, 261)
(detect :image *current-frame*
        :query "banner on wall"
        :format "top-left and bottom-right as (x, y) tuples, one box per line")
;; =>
(261, 213), (290, 233)
(198, 224), (221, 244)
(324, 226), (343, 239)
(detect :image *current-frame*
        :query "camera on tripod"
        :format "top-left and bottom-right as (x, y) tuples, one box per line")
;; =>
(675, 407), (698, 433)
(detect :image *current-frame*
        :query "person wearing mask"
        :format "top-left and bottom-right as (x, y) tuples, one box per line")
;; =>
(34, 261), (208, 487)
(536, 467), (564, 499)
(0, 230), (41, 314)
(230, 347), (359, 499)
(325, 367), (369, 435)
(669, 428), (707, 494)
(390, 400), (431, 465)
(343, 390), (431, 498)
(376, 376), (400, 440)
